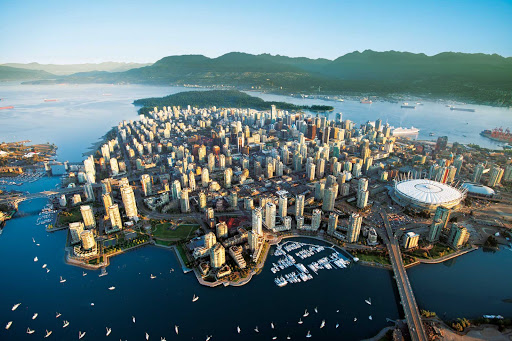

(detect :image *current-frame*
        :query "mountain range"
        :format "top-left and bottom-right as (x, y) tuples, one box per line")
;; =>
(1, 62), (151, 76)
(2, 50), (511, 106)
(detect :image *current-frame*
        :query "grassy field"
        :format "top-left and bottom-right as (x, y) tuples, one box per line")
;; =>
(352, 251), (391, 265)
(57, 207), (82, 225)
(153, 223), (199, 240)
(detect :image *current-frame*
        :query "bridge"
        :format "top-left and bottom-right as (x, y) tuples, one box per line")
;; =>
(0, 186), (84, 206)
(380, 210), (428, 341)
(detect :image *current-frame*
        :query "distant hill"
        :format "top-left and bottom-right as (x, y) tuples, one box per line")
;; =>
(2, 62), (152, 75)
(134, 90), (333, 116)
(22, 50), (512, 106)
(0, 65), (54, 81)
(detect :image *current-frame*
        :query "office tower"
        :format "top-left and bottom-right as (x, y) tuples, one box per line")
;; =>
(252, 207), (263, 235)
(101, 144), (111, 162)
(102, 193), (113, 218)
(488, 165), (504, 187)
(201, 168), (210, 187)
(180, 189), (190, 213)
(453, 155), (463, 176)
(316, 158), (325, 178)
(80, 205), (95, 229)
(315, 181), (325, 201)
(204, 232), (217, 249)
(108, 204), (123, 231)
(188, 172), (196, 191)
(504, 164), (512, 182)
(295, 194), (305, 217)
(265, 202), (276, 230)
(101, 178), (112, 194)
(306, 162), (316, 181)
(327, 213), (338, 236)
(278, 195), (287, 217)
(110, 158), (119, 175)
(210, 243), (225, 268)
(347, 213), (362, 243)
(207, 153), (215, 172)
(311, 209), (322, 230)
(216, 222), (228, 239)
(171, 180), (182, 200)
(84, 183), (95, 201)
(199, 192), (207, 210)
(448, 223), (469, 249)
(121, 185), (138, 219)
(206, 207), (215, 220)
(472, 163), (485, 183)
(80, 230), (96, 250)
(403, 232), (420, 249)
(224, 168), (233, 188)
(140, 174), (152, 197)
(322, 187), (336, 212)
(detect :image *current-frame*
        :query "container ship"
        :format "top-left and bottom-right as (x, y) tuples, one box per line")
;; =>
(360, 98), (372, 104)
(481, 128), (512, 143)
(400, 102), (416, 109)
(392, 126), (420, 136)
(0, 106), (14, 110)
(450, 107), (475, 112)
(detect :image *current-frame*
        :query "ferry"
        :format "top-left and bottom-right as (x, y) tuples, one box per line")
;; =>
(360, 98), (372, 104)
(450, 107), (475, 112)
(391, 126), (420, 136)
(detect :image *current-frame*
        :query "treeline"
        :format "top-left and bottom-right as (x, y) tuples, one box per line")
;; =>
(134, 90), (333, 115)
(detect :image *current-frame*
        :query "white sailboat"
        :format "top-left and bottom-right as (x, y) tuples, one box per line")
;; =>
(63, 320), (69, 328)
(254, 326), (259, 332)
(59, 276), (66, 283)
(287, 336), (291, 340)
(32, 237), (35, 243)
(271, 322), (274, 329)
(369, 315), (372, 320)
(365, 298), (372, 305)
(314, 307), (318, 313)
(5, 321), (12, 330)
(150, 274), (156, 279)
(90, 303), (94, 306)
(32, 313), (38, 320)
(12, 303), (21, 311)
(108, 286), (115, 291)
(79, 331), (86, 339)
(161, 338), (166, 341)
(192, 294), (199, 302)
(353, 317), (357, 322)
(46, 268), (50, 273)
(206, 336), (212, 341)
(272, 337), (277, 340)
(106, 327), (111, 336)
(82, 271), (87, 277)
(132, 316), (136, 323)
(27, 327), (35, 334)
(237, 326), (241, 334)
(56, 312), (61, 318)
(34, 257), (38, 262)
(335, 323), (339, 329)
(303, 309), (309, 317)
(44, 330), (52, 338)
(175, 325), (179, 335)
(306, 330), (312, 338)
(298, 318), (303, 325)
(320, 320), (325, 329)
(146, 332), (149, 340)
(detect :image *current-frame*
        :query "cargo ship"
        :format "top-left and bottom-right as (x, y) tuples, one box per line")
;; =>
(400, 102), (416, 109)
(391, 126), (420, 136)
(0, 106), (14, 110)
(450, 107), (475, 112)
(481, 128), (512, 143)
(360, 98), (372, 104)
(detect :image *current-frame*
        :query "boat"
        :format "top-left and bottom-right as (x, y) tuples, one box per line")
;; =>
(32, 313), (38, 319)
(0, 106), (14, 110)
(63, 320), (69, 328)
(401, 103), (416, 109)
(306, 331), (312, 338)
(46, 268), (50, 273)
(44, 99), (58, 102)
(106, 327), (111, 336)
(45, 330), (52, 338)
(42, 264), (47, 268)
(450, 107), (475, 112)
(146, 332), (149, 340)
(360, 98), (372, 104)
(287, 336), (291, 340)
(335, 323), (339, 329)
(353, 317), (357, 322)
(272, 337), (277, 340)
(150, 274), (156, 279)
(5, 321), (12, 330)
(303, 309), (309, 317)
(90, 303), (94, 306)
(175, 325), (179, 335)
(12, 303), (21, 311)
(369, 315), (373, 320)
(34, 257), (38, 262)
(391, 127), (420, 136)
(254, 326), (259, 332)
(32, 237), (35, 243)
(271, 322), (274, 329)
(56, 312), (61, 318)
(298, 318), (303, 325)
(99, 268), (108, 277)
(108, 286), (115, 290)
(27, 328), (35, 334)
(206, 336), (212, 341)
(79, 331), (86, 339)
(83, 271), (87, 276)
(132, 316), (136, 323)
(320, 320), (325, 329)
(161, 338), (166, 341)
(365, 298), (372, 305)
(192, 294), (199, 302)
(429, 132), (435, 136)
(237, 326), (241, 334)
(314, 307), (318, 313)
(59, 276), (66, 283)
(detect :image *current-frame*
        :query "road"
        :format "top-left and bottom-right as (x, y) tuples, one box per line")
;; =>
(380, 210), (428, 341)
(0, 186), (84, 205)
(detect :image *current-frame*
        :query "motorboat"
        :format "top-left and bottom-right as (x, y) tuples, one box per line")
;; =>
(46, 269), (50, 273)
(365, 298), (372, 305)
(34, 257), (38, 262)
(42, 264), (47, 268)
(45, 330), (52, 338)
(369, 315), (372, 320)
(56, 312), (61, 318)
(335, 323), (339, 329)
(5, 321), (12, 330)
(132, 316), (136, 323)
(32, 313), (38, 320)
(146, 332), (149, 340)
(175, 325), (179, 335)
(108, 286), (115, 291)
(192, 294), (199, 302)
(353, 317), (357, 322)
(320, 320), (325, 329)
(237, 326), (241, 334)
(314, 307), (318, 313)
(12, 303), (21, 311)
(63, 320), (69, 328)
(271, 322), (274, 329)
(27, 328), (35, 334)
(106, 327), (111, 336)
(83, 272), (87, 276)
(59, 276), (66, 283)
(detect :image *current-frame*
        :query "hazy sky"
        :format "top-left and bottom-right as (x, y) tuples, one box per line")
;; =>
(1, 0), (511, 64)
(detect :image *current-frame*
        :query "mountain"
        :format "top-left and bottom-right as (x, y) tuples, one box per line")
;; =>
(2, 62), (152, 76)
(0, 65), (54, 81)
(22, 50), (512, 106)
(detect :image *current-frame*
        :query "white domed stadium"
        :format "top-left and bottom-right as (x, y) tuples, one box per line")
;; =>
(392, 178), (466, 211)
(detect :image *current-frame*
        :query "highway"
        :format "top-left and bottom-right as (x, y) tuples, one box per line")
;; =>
(380, 210), (428, 341)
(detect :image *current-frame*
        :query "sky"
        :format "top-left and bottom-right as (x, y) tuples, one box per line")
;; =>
(1, 0), (511, 64)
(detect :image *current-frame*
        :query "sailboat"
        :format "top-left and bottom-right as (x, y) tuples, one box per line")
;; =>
(161, 338), (166, 341)
(192, 294), (199, 302)
(32, 237), (35, 243)
(271, 322), (274, 329)
(254, 326), (259, 332)
(150, 274), (156, 279)
(335, 323), (339, 329)
(146, 332), (149, 340)
(5, 321), (12, 330)
(56, 312), (61, 318)
(32, 313), (38, 320)
(206, 336), (212, 341)
(303, 309), (309, 317)
(175, 325), (179, 335)
(287, 337), (291, 340)
(353, 317), (357, 322)
(106, 327), (111, 336)
(59, 276), (66, 283)
(82, 271), (87, 277)
(365, 298), (372, 305)
(132, 316), (136, 323)
(34, 257), (38, 262)
(306, 330), (312, 338)
(12, 303), (21, 311)
(42, 264), (47, 268)
(314, 307), (318, 313)
(63, 320), (69, 328)
(237, 326), (241, 334)
(108, 286), (115, 291)
(27, 328), (35, 334)
(44, 330), (52, 338)
(79, 331), (86, 339)
(46, 268), (50, 273)
(320, 320), (325, 329)
(369, 315), (372, 320)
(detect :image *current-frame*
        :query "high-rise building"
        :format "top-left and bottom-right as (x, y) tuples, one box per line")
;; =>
(84, 182), (95, 202)
(224, 168), (233, 188)
(311, 209), (322, 230)
(306, 162), (316, 181)
(121, 185), (138, 219)
(199, 192), (207, 210)
(315, 181), (325, 201)
(248, 230), (259, 252)
(327, 213), (338, 236)
(69, 221), (84, 244)
(80, 230), (96, 250)
(295, 194), (305, 217)
(428, 206), (451, 242)
(473, 163), (485, 183)
(189, 172), (196, 191)
(265, 202), (276, 230)
(488, 165), (504, 187)
(140, 174), (152, 197)
(80, 205), (95, 229)
(347, 213), (362, 243)
(210, 243), (225, 268)
(322, 187), (336, 212)
(180, 189), (190, 213)
(448, 223), (469, 249)
(403, 232), (419, 249)
(278, 195), (287, 217)
(110, 158), (119, 175)
(453, 155), (463, 176)
(216, 222), (228, 239)
(252, 207), (263, 235)
(201, 168), (210, 187)
(108, 204), (123, 231)
(316, 158), (325, 178)
(204, 232), (217, 249)
(504, 164), (512, 182)
(102, 193), (113, 218)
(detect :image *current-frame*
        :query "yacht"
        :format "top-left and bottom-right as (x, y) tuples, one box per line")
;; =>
(303, 309), (309, 317)
(306, 330), (312, 338)
(12, 303), (21, 311)
(192, 294), (199, 302)
(42, 264), (47, 268)
(106, 327), (111, 336)
(369, 315), (373, 320)
(287, 336), (291, 340)
(271, 322), (274, 329)
(90, 303), (94, 306)
(161, 338), (166, 341)
(237, 326), (241, 334)
(335, 323), (339, 329)
(59, 276), (66, 283)
(272, 337), (277, 340)
(175, 325), (179, 335)
(314, 307), (318, 313)
(254, 326), (259, 332)
(298, 318), (303, 324)
(32, 313), (38, 320)
(320, 320), (325, 329)
(63, 320), (69, 328)
(206, 336), (212, 341)
(44, 330), (52, 338)
(146, 332), (149, 340)
(56, 312), (61, 318)
(46, 269), (50, 273)
(34, 257), (38, 262)
(27, 328), (35, 334)
(132, 316), (136, 323)
(108, 286), (115, 290)
(79, 331), (86, 339)
(365, 298), (372, 305)
(5, 321), (12, 330)
(150, 274), (156, 279)
(353, 317), (357, 322)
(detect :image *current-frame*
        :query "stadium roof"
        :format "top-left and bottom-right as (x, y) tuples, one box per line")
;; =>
(395, 179), (463, 206)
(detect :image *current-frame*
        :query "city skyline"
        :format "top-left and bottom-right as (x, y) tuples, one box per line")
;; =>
(1, 0), (511, 64)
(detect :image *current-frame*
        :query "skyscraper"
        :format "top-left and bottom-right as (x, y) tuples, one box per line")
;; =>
(265, 202), (276, 230)
(327, 213), (338, 236)
(295, 194), (305, 217)
(210, 243), (225, 268)
(448, 223), (469, 249)
(224, 168), (233, 188)
(180, 189), (190, 213)
(473, 163), (485, 183)
(108, 204), (123, 231)
(488, 164), (504, 187)
(216, 221), (228, 239)
(311, 209), (322, 230)
(140, 174), (152, 196)
(121, 185), (138, 219)
(201, 168), (210, 187)
(306, 162), (316, 181)
(102, 193), (113, 218)
(84, 183), (95, 201)
(428, 206), (451, 242)
(347, 213), (362, 243)
(403, 232), (420, 249)
(80, 205), (95, 229)
(252, 207), (263, 235)
(322, 187), (336, 212)
(278, 195), (287, 217)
